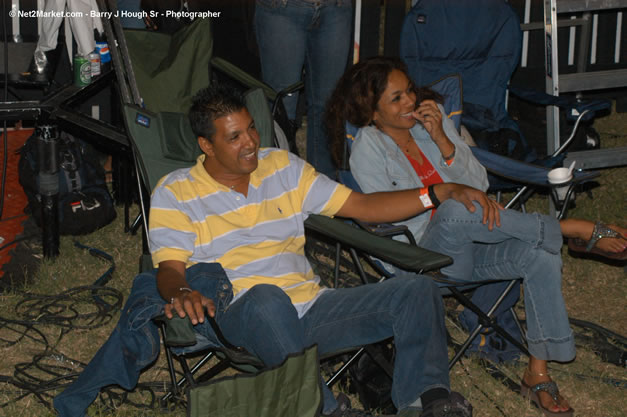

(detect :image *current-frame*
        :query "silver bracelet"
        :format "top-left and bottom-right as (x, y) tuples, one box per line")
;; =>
(443, 146), (456, 161)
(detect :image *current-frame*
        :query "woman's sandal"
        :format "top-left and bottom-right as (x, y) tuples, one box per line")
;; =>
(568, 221), (627, 261)
(520, 370), (574, 416)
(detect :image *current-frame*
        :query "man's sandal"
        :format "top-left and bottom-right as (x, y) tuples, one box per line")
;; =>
(568, 221), (627, 261)
(520, 370), (573, 417)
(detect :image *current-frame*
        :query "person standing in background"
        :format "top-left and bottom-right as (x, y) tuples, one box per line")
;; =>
(30, 0), (104, 77)
(254, 0), (352, 178)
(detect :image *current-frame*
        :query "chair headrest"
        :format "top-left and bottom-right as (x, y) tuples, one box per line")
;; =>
(158, 112), (201, 163)
(426, 74), (463, 132)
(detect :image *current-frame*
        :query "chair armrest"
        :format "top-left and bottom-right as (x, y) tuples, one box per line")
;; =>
(155, 313), (265, 367)
(154, 314), (197, 347)
(471, 147), (600, 187)
(352, 219), (418, 246)
(305, 215), (452, 273)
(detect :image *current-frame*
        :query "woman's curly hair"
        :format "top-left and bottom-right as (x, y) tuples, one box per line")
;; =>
(325, 56), (441, 168)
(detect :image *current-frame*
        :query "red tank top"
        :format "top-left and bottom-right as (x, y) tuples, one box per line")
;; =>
(405, 148), (443, 216)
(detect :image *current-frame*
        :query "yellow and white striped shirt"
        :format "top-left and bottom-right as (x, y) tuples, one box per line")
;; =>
(149, 148), (352, 316)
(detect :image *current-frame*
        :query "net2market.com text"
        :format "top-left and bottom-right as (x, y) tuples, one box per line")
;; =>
(12, 9), (221, 20)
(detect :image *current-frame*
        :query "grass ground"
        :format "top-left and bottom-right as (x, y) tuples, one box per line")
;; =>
(0, 107), (624, 416)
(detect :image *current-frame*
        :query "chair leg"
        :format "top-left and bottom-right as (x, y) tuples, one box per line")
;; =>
(158, 324), (181, 400)
(334, 242), (342, 288)
(447, 281), (529, 369)
(129, 212), (143, 235)
(324, 347), (365, 387)
(349, 248), (369, 285)
(178, 356), (196, 389)
(160, 350), (217, 403)
(511, 306), (527, 342)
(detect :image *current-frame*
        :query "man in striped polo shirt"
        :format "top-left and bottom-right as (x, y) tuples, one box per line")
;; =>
(151, 85), (498, 417)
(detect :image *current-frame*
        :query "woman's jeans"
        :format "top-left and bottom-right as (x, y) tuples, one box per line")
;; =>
(412, 199), (575, 362)
(254, 0), (352, 178)
(54, 264), (450, 416)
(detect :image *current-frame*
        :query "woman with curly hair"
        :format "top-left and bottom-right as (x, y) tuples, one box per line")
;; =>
(326, 56), (626, 417)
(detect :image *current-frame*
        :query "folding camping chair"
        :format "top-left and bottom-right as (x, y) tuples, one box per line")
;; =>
(399, 0), (610, 202)
(425, 73), (602, 219)
(120, 94), (414, 409)
(93, 0), (327, 408)
(108, 8), (404, 407)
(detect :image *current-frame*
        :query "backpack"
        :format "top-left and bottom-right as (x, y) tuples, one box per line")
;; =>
(18, 131), (116, 235)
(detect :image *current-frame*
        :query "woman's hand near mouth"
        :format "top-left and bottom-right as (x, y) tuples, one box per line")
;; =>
(412, 99), (454, 158)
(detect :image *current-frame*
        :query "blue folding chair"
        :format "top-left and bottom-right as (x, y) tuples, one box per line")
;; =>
(425, 73), (602, 219)
(400, 0), (609, 211)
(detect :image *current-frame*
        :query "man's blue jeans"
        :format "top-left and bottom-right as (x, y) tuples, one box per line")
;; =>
(212, 275), (449, 414)
(55, 264), (449, 416)
(408, 199), (575, 363)
(54, 263), (232, 417)
(254, 0), (352, 178)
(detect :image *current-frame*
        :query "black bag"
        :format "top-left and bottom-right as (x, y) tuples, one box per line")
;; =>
(348, 342), (396, 414)
(18, 131), (116, 235)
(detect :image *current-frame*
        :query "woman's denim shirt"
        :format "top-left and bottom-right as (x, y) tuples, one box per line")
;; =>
(350, 104), (489, 242)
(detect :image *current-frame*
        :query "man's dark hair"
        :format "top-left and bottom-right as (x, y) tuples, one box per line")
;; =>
(189, 84), (246, 141)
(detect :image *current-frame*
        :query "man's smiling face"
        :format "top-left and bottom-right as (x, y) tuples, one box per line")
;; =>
(199, 108), (260, 181)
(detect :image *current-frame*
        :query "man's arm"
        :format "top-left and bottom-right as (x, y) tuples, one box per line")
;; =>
(336, 182), (501, 229)
(157, 260), (215, 325)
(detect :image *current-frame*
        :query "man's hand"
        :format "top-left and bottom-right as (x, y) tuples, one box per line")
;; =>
(165, 290), (216, 325)
(157, 260), (216, 325)
(435, 183), (502, 230)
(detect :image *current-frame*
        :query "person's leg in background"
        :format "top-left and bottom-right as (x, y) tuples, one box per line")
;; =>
(32, 0), (67, 74)
(254, 0), (352, 178)
(303, 0), (352, 178)
(117, 0), (146, 29)
(254, 0), (308, 131)
(67, 0), (103, 57)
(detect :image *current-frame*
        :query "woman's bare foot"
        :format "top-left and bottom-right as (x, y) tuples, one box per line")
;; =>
(522, 364), (571, 413)
(560, 219), (627, 254)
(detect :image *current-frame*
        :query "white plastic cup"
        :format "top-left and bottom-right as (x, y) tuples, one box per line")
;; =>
(548, 167), (573, 201)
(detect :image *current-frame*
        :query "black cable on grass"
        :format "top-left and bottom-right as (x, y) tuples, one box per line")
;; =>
(0, 243), (129, 410)
(546, 366), (627, 389)
(98, 383), (160, 413)
(13, 285), (122, 330)
(0, 243), (174, 412)
(0, 234), (39, 251)
(0, 213), (28, 223)
(0, 317), (49, 347)
(570, 318), (627, 347)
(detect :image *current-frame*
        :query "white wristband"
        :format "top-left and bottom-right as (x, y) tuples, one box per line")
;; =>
(419, 188), (434, 209)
